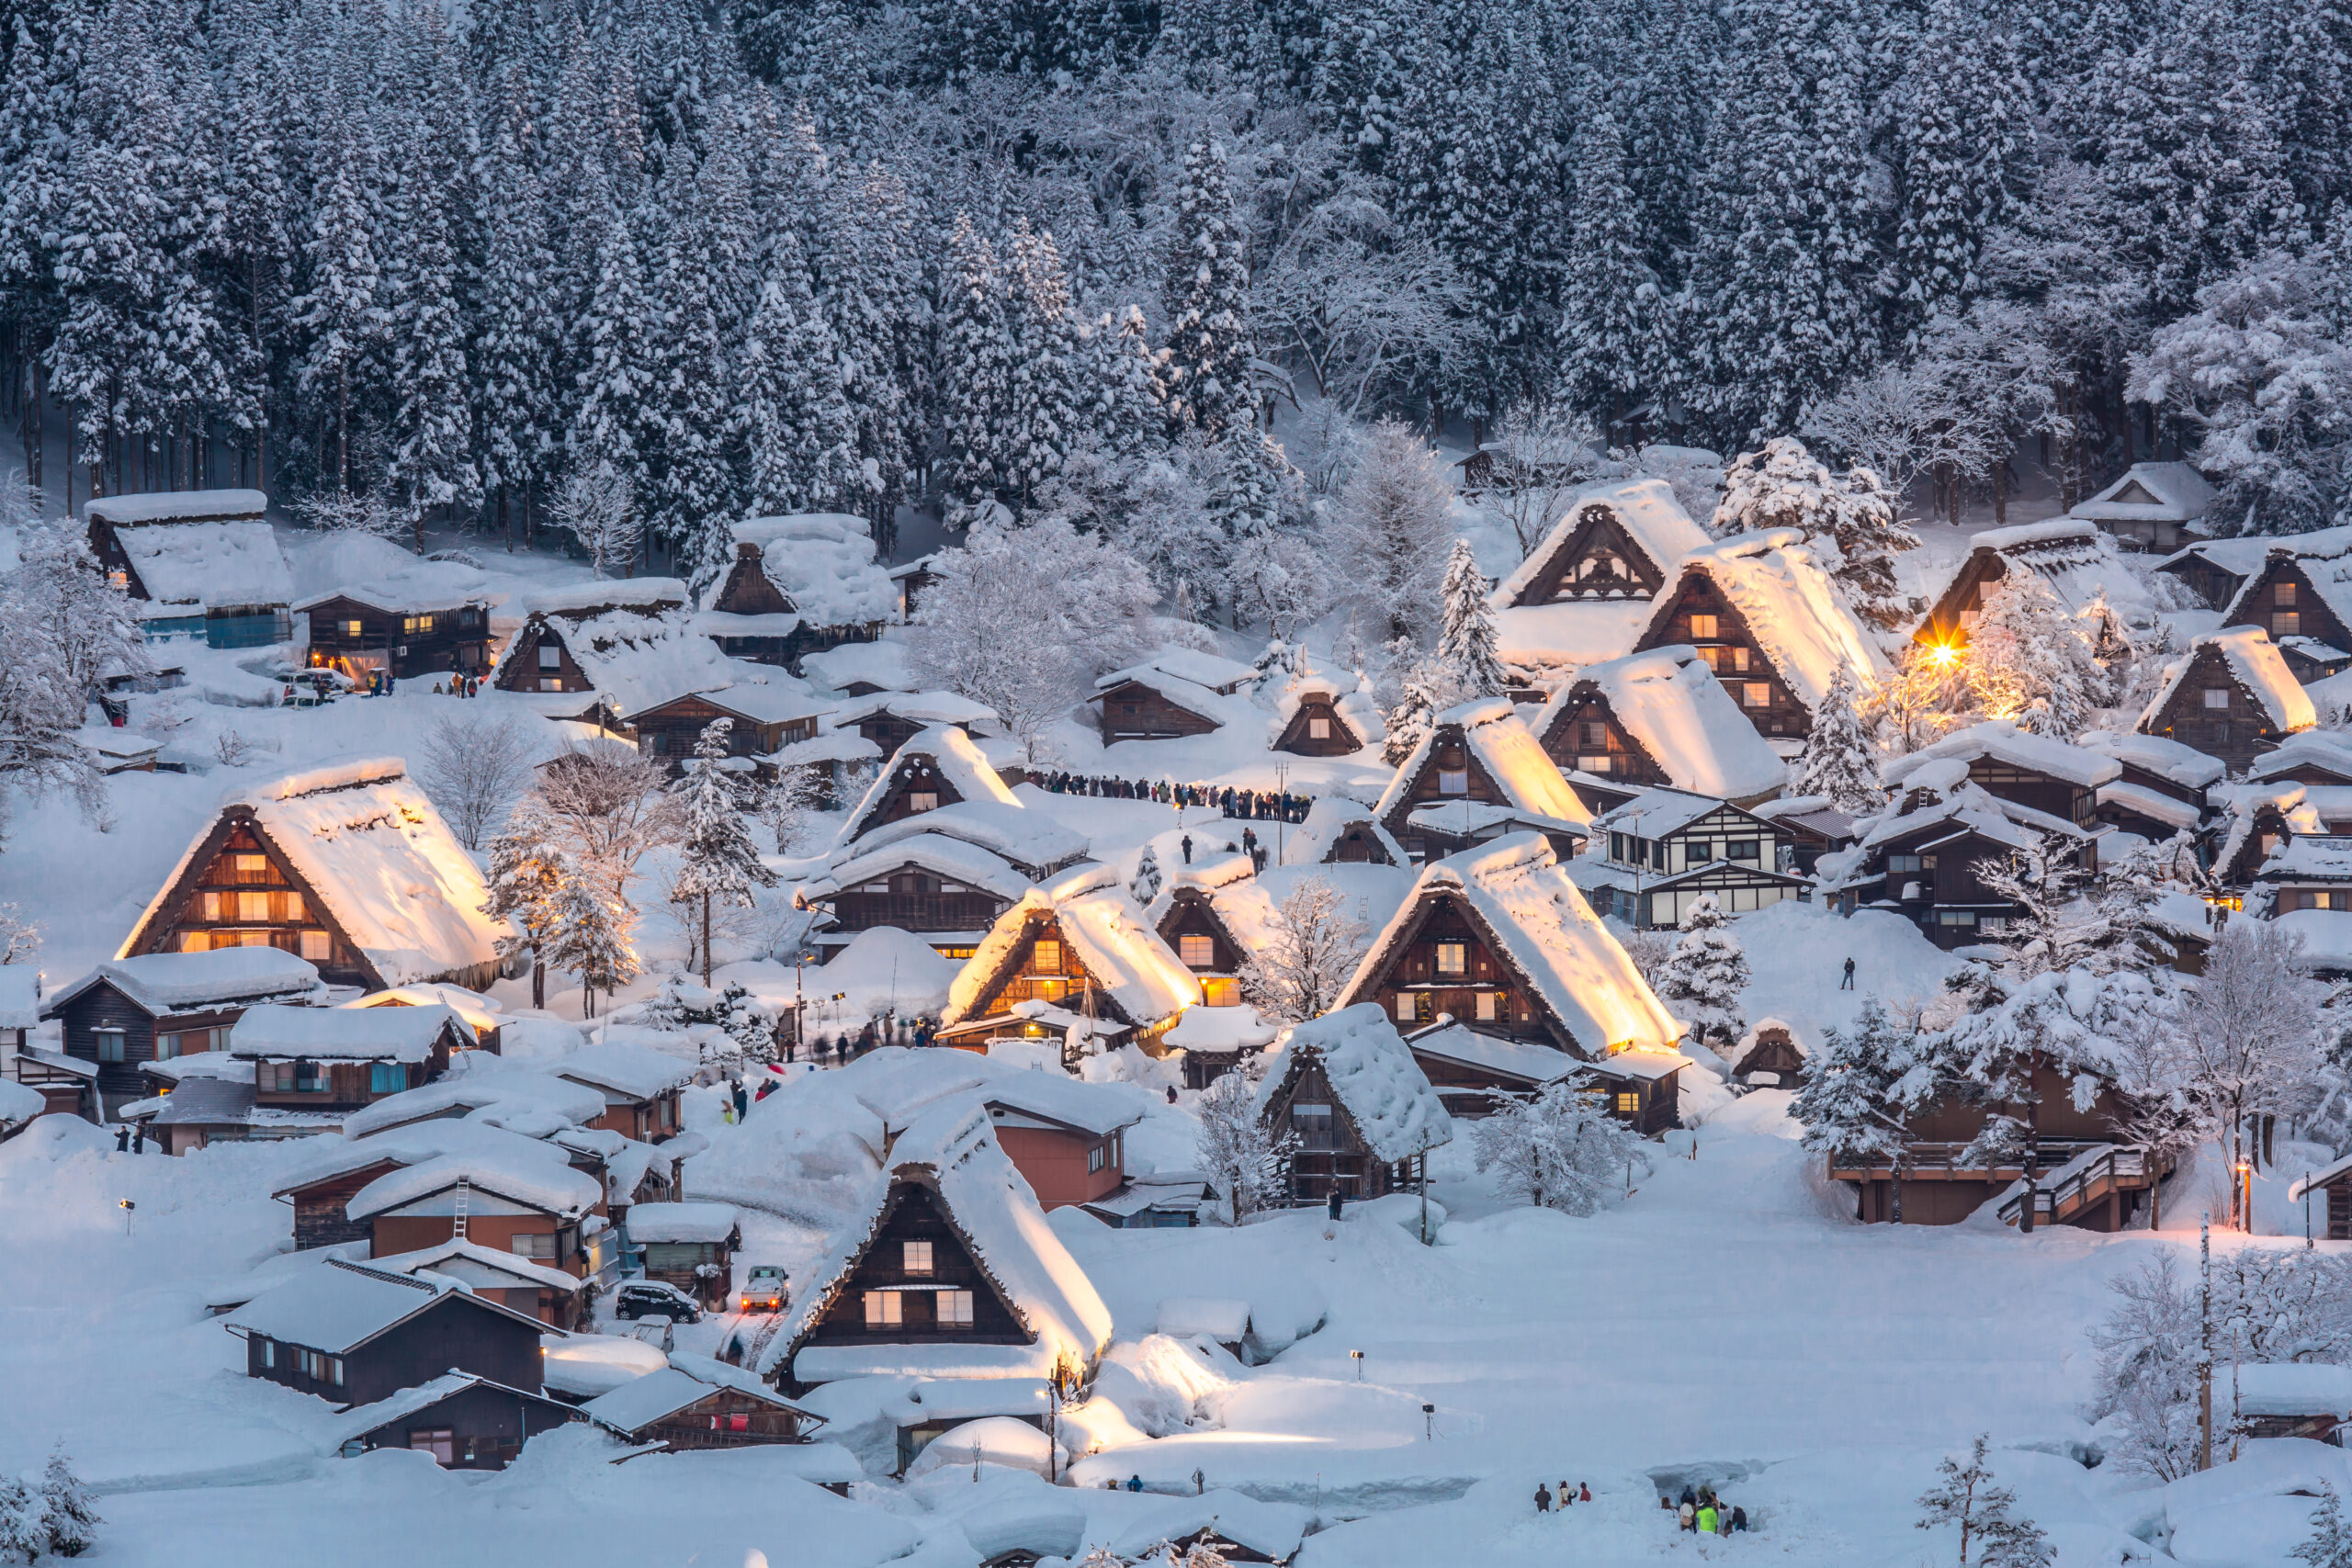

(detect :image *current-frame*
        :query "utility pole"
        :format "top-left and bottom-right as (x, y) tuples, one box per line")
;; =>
(2198, 1213), (2214, 1472)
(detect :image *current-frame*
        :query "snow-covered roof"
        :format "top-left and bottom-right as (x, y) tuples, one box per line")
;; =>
(1279, 796), (1407, 866)
(520, 578), (689, 617)
(291, 557), (492, 615)
(1405, 1021), (1581, 1085)
(2256, 835), (2352, 882)
(1493, 478), (1713, 607)
(624, 1201), (739, 1244)
(1098, 646), (1259, 695)
(1107, 1491), (1316, 1563)
(980, 1073), (1144, 1138)
(492, 614), (745, 719)
(2231, 1362), (2352, 1416)
(224, 1258), (537, 1351)
(1161, 1003), (1281, 1051)
(229, 1002), (457, 1061)
(728, 513), (896, 627)
(86, 488), (267, 525)
(334, 1074), (607, 1141)
(326, 1372), (573, 1450)
(1089, 664), (1251, 728)
(844, 801), (1087, 879)
(2078, 729), (2229, 791)
(539, 1334), (668, 1400)
(1883, 720), (2120, 791)
(345, 1148), (604, 1223)
(115, 522), (294, 609)
(2098, 780), (2203, 830)
(1730, 1017), (1807, 1070)
(2139, 627), (2317, 736)
(762, 1100), (1114, 1383)
(1589, 785), (1737, 841)
(344, 983), (501, 1040)
(2221, 550), (2352, 638)
(0, 965), (40, 1031)
(581, 1366), (814, 1435)
(1537, 646), (1785, 801)
(810, 834), (1035, 907)
(1586, 1048), (1691, 1082)
(2252, 729), (2352, 785)
(1947, 518), (2155, 625)
(831, 690), (1001, 732)
(799, 638), (916, 694)
(366, 1236), (584, 1296)
(46, 948), (322, 1019)
(1264, 672), (1384, 750)
(1375, 697), (1590, 828)
(2161, 525), (2352, 582)
(1343, 834), (1680, 1056)
(944, 870), (1201, 1029)
(839, 727), (1022, 845)
(2069, 461), (2214, 525)
(1405, 800), (1588, 840)
(547, 1043), (695, 1102)
(1494, 599), (1652, 671)
(0, 1077), (43, 1128)
(1642, 529), (1892, 709)
(2291, 1148), (2352, 1202)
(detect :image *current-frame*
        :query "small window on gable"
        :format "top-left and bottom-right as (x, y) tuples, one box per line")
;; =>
(1394, 991), (1416, 1022)
(1179, 933), (1216, 968)
(2204, 688), (2231, 709)
(1033, 939), (1062, 973)
(908, 791), (940, 813)
(1307, 716), (1331, 740)
(2278, 581), (2298, 605)
(1435, 941), (1467, 976)
(1744, 683), (1770, 708)
(1689, 614), (1718, 640)
(96, 1029), (125, 1064)
(938, 1290), (974, 1328)
(300, 930), (332, 961)
(1437, 768), (1469, 795)
(342, 620), (363, 638)
(537, 643), (562, 669)
(902, 1239), (933, 1275)
(1476, 991), (1500, 1021)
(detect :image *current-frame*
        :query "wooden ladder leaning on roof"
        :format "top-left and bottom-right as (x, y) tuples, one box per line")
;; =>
(453, 1175), (470, 1241)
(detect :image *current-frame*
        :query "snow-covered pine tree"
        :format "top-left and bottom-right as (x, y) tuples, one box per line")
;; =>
(1961, 573), (2112, 737)
(36, 1446), (97, 1557)
(475, 96), (558, 548)
(771, 235), (866, 519)
(1886, 0), (2025, 348)
(1473, 1075), (1647, 1215)
(1557, 95), (1655, 431)
(1794, 661), (1887, 812)
(1163, 139), (1259, 440)
(2295, 1483), (2352, 1568)
(1002, 219), (1082, 509)
(1713, 437), (1921, 629)
(670, 719), (778, 984)
(1077, 304), (1168, 458)
(571, 202), (659, 527)
(938, 213), (1014, 525)
(1435, 538), (1508, 700)
(824, 161), (923, 522)
(1193, 1070), (1295, 1222)
(548, 870), (639, 1019)
(481, 807), (571, 1010)
(1792, 998), (1923, 1163)
(288, 105), (385, 494)
(1129, 842), (1163, 905)
(643, 157), (739, 567)
(0, 1471), (38, 1564)
(383, 125), (478, 543)
(1653, 895), (1749, 1054)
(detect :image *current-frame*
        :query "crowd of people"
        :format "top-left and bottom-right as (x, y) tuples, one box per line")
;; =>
(1035, 773), (1312, 823)
(1530, 1482), (1753, 1537)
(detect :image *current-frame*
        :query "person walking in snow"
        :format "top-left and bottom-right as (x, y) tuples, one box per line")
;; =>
(1577, 1483), (1591, 1503)
(1240, 827), (1258, 861)
(1558, 1482), (1573, 1507)
(732, 1079), (749, 1120)
(1326, 1189), (1343, 1223)
(1181, 834), (1193, 864)
(1125, 1474), (1144, 1493)
(1534, 1483), (1552, 1514)
(1730, 1505), (1747, 1532)
(1696, 1501), (1719, 1535)
(1840, 956), (1855, 989)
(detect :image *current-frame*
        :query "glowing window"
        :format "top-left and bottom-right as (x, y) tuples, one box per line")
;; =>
(865, 1291), (902, 1327)
(1394, 991), (1415, 1022)
(1744, 683), (1770, 708)
(902, 1240), (933, 1275)
(341, 620), (363, 638)
(1179, 934), (1216, 967)
(1579, 754), (1611, 773)
(908, 791), (939, 813)
(1476, 991), (1500, 1021)
(1435, 942), (1467, 976)
(1033, 940), (1061, 972)
(1689, 615), (1718, 640)
(2278, 581), (2298, 605)
(938, 1291), (974, 1328)
(1615, 1092), (1639, 1115)
(238, 891), (271, 922)
(2276, 613), (2300, 637)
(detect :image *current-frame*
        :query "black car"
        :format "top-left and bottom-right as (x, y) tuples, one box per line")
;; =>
(613, 1280), (702, 1324)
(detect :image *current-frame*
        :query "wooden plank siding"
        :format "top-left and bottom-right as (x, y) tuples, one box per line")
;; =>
(1259, 1055), (1415, 1202)
(2140, 643), (2304, 774)
(1092, 680), (1220, 743)
(1634, 573), (1814, 739)
(1272, 695), (1360, 756)
(304, 595), (490, 680)
(1501, 500), (1674, 605)
(243, 1290), (545, 1406)
(119, 813), (383, 988)
(2224, 557), (2352, 682)
(1534, 687), (1673, 788)
(798, 1184), (1028, 1350)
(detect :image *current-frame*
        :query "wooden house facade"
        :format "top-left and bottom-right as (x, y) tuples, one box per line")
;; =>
(1634, 569), (1814, 739)
(300, 592), (490, 680)
(2218, 552), (2352, 682)
(1375, 700), (1589, 863)
(784, 1186), (1040, 1380)
(1154, 886), (1248, 1008)
(583, 1370), (820, 1450)
(1535, 682), (1674, 789)
(1495, 495), (1687, 608)
(1826, 1062), (2155, 1227)
(981, 1083), (1139, 1210)
(1272, 688), (1359, 756)
(338, 1374), (582, 1470)
(228, 1260), (551, 1406)
(277, 1158), (406, 1251)
(1587, 790), (1807, 929)
(121, 814), (361, 979)
(628, 689), (825, 769)
(1090, 677), (1222, 743)
(823, 854), (1021, 945)
(628, 1202), (741, 1310)
(2137, 628), (2316, 774)
(41, 952), (321, 1115)
(1260, 1048), (1419, 1202)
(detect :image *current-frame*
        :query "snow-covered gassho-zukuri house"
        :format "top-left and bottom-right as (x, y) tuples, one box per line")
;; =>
(1375, 696), (1589, 863)
(2218, 547), (2352, 682)
(487, 578), (729, 726)
(1912, 519), (2152, 653)
(1336, 832), (1681, 1056)
(1265, 672), (1384, 756)
(695, 513), (897, 672)
(1088, 648), (1261, 745)
(1530, 645), (1786, 807)
(1488, 479), (1714, 672)
(755, 1100), (1114, 1395)
(1280, 797), (1407, 866)
(935, 865), (1201, 1054)
(1631, 529), (1892, 747)
(1252, 1003), (1453, 1203)
(119, 759), (509, 993)
(86, 489), (293, 648)
(838, 725), (1022, 844)
(1881, 721), (2119, 831)
(2136, 626), (2316, 774)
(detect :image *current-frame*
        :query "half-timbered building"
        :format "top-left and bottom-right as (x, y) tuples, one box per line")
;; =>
(1576, 788), (1807, 929)
(1252, 1004), (1453, 1203)
(1374, 696), (1589, 863)
(1489, 479), (1713, 672)
(695, 513), (896, 671)
(756, 1101), (1114, 1393)
(40, 948), (323, 1118)
(1531, 646), (1785, 806)
(2137, 626), (2316, 774)
(118, 759), (507, 993)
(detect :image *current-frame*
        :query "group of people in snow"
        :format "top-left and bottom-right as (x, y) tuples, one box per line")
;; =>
(1532, 1480), (1591, 1513)
(1666, 1484), (1749, 1535)
(1035, 773), (1312, 824)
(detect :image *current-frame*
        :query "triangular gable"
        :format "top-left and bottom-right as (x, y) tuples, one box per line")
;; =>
(708, 545), (795, 617)
(1534, 683), (1668, 784)
(2111, 480), (2160, 507)
(943, 908), (1136, 1028)
(1915, 546), (2010, 646)
(1154, 886), (1246, 973)
(839, 728), (1018, 845)
(1272, 690), (1365, 752)
(1340, 881), (1578, 1050)
(1500, 500), (1672, 607)
(118, 810), (378, 987)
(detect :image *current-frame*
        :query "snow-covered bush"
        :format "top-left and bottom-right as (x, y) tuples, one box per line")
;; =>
(1194, 1073), (1295, 1222)
(1238, 875), (1368, 1024)
(1712, 436), (1919, 629)
(416, 710), (536, 850)
(1915, 1435), (2051, 1568)
(1472, 1077), (1645, 1216)
(1957, 574), (2111, 738)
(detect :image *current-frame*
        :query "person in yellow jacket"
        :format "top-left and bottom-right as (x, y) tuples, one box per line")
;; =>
(1696, 1502), (1720, 1534)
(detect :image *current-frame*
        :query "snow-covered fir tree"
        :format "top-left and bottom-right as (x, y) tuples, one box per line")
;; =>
(1795, 662), (1888, 812)
(1128, 842), (1164, 905)
(1434, 539), (1508, 701)
(35, 1447), (97, 1558)
(382, 126), (477, 542)
(1328, 420), (1454, 643)
(1713, 438), (1920, 629)
(2296, 1484), (2352, 1568)
(1792, 999), (1926, 1163)
(1162, 139), (1258, 440)
(1653, 895), (1750, 1054)
(571, 204), (659, 529)
(1960, 574), (2113, 737)
(548, 870), (639, 1019)
(1557, 96), (1655, 430)
(670, 719), (778, 983)
(1886, 0), (2026, 347)
(1193, 1070), (1295, 1222)
(1473, 1076), (1646, 1216)
(938, 213), (1015, 525)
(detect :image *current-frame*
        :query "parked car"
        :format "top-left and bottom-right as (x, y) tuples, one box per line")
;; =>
(740, 1265), (788, 1314)
(613, 1280), (702, 1324)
